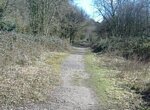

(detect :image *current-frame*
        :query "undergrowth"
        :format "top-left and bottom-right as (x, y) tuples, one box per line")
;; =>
(0, 32), (69, 109)
(85, 52), (150, 110)
(92, 37), (150, 61)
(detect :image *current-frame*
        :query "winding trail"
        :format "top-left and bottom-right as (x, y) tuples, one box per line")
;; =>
(48, 47), (99, 110)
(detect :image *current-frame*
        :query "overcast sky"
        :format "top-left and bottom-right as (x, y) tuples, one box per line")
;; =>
(73, 0), (102, 22)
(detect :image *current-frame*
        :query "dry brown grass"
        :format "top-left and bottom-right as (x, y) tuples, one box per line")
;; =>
(98, 54), (150, 92)
(85, 53), (150, 110)
(98, 54), (150, 107)
(0, 32), (69, 108)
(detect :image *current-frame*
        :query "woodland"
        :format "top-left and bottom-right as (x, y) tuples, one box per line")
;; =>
(0, 0), (149, 109)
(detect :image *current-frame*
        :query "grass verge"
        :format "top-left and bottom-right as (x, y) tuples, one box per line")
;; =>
(0, 52), (68, 109)
(85, 52), (149, 110)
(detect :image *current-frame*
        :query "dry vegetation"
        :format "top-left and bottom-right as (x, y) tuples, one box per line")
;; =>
(92, 0), (150, 61)
(87, 0), (150, 109)
(0, 0), (149, 109)
(0, 0), (88, 109)
(0, 32), (69, 109)
(85, 52), (150, 110)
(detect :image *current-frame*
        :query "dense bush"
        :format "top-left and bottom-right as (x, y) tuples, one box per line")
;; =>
(0, 32), (70, 68)
(0, 32), (69, 108)
(92, 37), (150, 61)
(91, 0), (150, 61)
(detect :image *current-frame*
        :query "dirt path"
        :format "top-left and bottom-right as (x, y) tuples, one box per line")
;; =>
(18, 47), (99, 110)
(48, 47), (99, 110)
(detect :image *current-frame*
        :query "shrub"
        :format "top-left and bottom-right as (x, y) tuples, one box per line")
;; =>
(0, 32), (69, 108)
(92, 36), (150, 61)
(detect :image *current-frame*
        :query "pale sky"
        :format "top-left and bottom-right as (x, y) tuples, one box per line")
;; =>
(73, 0), (102, 22)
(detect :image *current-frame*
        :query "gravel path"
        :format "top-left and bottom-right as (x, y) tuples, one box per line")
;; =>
(16, 47), (99, 110)
(48, 47), (99, 110)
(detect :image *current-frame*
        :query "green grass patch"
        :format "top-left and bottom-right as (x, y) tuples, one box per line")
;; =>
(85, 54), (114, 109)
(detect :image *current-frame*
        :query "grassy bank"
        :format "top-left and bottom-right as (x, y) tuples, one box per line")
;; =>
(0, 32), (69, 108)
(85, 52), (150, 110)
(0, 52), (68, 109)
